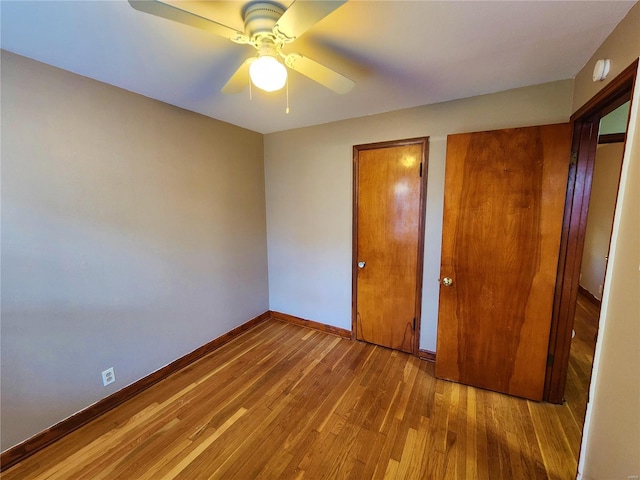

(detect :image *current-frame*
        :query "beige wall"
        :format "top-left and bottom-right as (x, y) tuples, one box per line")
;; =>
(264, 80), (573, 352)
(579, 143), (624, 300)
(4, 2), (637, 464)
(572, 1), (640, 113)
(575, 2), (640, 479)
(0, 52), (269, 451)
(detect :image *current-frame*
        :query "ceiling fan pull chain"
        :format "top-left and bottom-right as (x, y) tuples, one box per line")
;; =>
(249, 77), (253, 101)
(285, 77), (290, 114)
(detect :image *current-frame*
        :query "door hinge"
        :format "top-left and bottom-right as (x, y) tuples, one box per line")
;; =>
(413, 317), (416, 330)
(547, 353), (554, 367)
(419, 162), (423, 177)
(570, 151), (578, 166)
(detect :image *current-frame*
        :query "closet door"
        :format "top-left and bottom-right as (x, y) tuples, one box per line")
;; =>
(435, 124), (571, 400)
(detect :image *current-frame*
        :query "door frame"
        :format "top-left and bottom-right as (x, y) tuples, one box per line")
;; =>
(352, 137), (429, 355)
(544, 59), (638, 403)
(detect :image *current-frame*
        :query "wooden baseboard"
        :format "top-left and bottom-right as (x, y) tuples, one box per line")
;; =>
(270, 311), (351, 339)
(578, 285), (602, 307)
(271, 311), (433, 360)
(418, 349), (436, 362)
(0, 311), (271, 472)
(597, 132), (625, 144)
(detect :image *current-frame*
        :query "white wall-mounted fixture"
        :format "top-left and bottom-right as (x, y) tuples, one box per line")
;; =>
(101, 367), (115, 386)
(592, 59), (611, 82)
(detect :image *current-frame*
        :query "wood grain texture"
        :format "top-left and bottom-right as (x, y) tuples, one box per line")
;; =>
(577, 285), (601, 307)
(436, 124), (572, 400)
(353, 138), (428, 354)
(270, 310), (351, 338)
(563, 290), (599, 429)
(545, 59), (637, 403)
(3, 319), (583, 479)
(544, 119), (599, 404)
(418, 349), (436, 362)
(0, 311), (271, 472)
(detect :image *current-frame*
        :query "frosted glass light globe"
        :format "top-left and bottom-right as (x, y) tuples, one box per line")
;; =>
(249, 56), (287, 92)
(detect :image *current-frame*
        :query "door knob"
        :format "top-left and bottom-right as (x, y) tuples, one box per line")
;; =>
(441, 277), (453, 287)
(358, 261), (366, 269)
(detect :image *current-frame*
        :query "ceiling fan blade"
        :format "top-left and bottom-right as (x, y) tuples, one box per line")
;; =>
(285, 54), (354, 94)
(221, 58), (254, 94)
(128, 0), (248, 43)
(274, 0), (347, 40)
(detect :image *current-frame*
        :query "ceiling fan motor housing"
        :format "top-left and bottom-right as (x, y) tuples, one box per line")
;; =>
(243, 2), (285, 39)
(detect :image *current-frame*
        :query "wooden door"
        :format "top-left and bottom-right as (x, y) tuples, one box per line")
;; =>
(353, 138), (427, 354)
(435, 124), (572, 400)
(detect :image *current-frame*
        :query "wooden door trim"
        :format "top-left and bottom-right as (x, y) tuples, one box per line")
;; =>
(352, 137), (429, 355)
(598, 133), (626, 144)
(544, 59), (637, 403)
(572, 61), (637, 120)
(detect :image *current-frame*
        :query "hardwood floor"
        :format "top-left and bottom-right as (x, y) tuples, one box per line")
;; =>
(564, 290), (600, 431)
(4, 313), (597, 480)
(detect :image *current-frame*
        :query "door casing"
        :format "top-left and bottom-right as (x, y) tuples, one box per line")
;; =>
(352, 137), (429, 355)
(544, 59), (638, 403)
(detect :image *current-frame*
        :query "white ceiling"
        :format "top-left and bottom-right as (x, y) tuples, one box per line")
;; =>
(1, 0), (636, 134)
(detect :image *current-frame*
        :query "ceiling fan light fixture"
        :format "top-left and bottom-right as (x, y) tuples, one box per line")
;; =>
(249, 55), (287, 92)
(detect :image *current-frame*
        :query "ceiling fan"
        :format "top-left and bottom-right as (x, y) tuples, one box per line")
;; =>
(128, 0), (355, 94)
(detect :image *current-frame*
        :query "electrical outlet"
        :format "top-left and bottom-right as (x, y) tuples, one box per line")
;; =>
(101, 367), (115, 386)
(627, 476), (638, 480)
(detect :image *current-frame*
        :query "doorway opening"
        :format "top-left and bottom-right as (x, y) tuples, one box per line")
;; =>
(564, 101), (629, 426)
(544, 60), (638, 415)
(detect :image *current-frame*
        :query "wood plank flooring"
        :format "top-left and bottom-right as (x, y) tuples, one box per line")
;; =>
(563, 291), (600, 432)
(4, 312), (597, 480)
